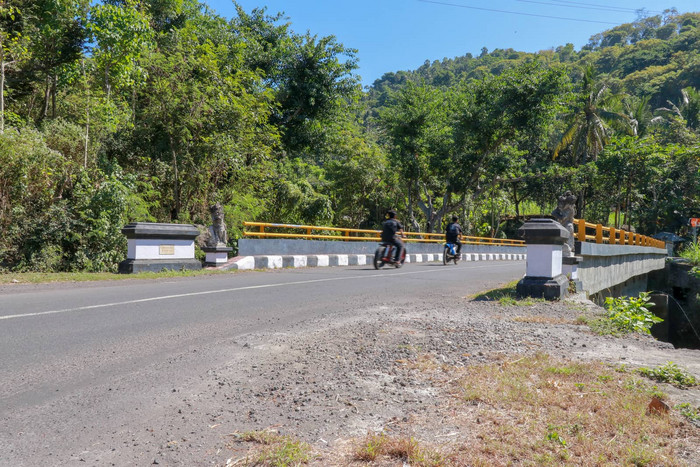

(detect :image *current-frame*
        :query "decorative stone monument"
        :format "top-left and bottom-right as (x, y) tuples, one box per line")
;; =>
(118, 223), (202, 273)
(551, 191), (582, 291)
(202, 202), (233, 267)
(516, 218), (570, 300)
(551, 191), (576, 257)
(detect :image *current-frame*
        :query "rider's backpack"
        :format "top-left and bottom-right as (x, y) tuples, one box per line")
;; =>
(447, 223), (460, 237)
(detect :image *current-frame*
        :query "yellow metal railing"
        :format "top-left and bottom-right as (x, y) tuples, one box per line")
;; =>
(574, 219), (664, 249)
(242, 222), (525, 246)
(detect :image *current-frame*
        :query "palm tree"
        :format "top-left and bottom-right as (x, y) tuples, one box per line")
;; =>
(624, 95), (652, 137)
(652, 87), (700, 131)
(553, 67), (637, 163)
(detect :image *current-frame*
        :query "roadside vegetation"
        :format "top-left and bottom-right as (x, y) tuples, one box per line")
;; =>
(470, 280), (547, 307)
(227, 354), (698, 466)
(638, 362), (698, 389)
(679, 242), (700, 266)
(0, 268), (229, 285)
(583, 292), (663, 336)
(678, 242), (700, 279)
(227, 430), (313, 466)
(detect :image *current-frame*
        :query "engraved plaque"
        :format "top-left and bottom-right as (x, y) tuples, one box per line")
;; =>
(159, 244), (175, 255)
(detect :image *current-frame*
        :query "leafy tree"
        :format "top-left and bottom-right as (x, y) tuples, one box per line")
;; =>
(17, 0), (89, 122)
(0, 1), (29, 132)
(231, 3), (359, 154)
(133, 17), (277, 221)
(266, 158), (332, 226)
(453, 61), (568, 224)
(88, 0), (152, 101)
(379, 81), (454, 232)
(553, 67), (637, 164)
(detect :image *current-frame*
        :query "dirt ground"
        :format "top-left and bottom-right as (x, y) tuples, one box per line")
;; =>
(6, 282), (698, 466)
(127, 292), (699, 466)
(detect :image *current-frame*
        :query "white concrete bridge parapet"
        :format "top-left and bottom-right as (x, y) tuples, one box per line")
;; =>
(221, 252), (526, 271)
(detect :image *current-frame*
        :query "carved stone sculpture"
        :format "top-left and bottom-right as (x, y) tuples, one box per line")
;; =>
(551, 191), (577, 257)
(207, 202), (228, 247)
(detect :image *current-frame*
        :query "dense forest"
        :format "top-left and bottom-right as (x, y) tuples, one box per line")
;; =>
(0, 0), (699, 272)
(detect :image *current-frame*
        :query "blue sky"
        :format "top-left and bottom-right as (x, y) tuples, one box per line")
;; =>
(206, 1), (698, 87)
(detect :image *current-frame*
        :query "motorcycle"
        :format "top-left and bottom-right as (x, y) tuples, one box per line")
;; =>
(443, 243), (460, 265)
(373, 243), (407, 269)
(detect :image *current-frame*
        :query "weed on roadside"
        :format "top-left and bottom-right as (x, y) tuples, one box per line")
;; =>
(602, 292), (663, 335)
(584, 292), (663, 336)
(228, 430), (313, 466)
(354, 432), (386, 462)
(471, 281), (518, 301)
(675, 403), (700, 424)
(638, 362), (698, 388)
(472, 281), (546, 306)
(679, 241), (700, 266)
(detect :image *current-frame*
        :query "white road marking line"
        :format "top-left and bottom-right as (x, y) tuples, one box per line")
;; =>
(0, 263), (520, 321)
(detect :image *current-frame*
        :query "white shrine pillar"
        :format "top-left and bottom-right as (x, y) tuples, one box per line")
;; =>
(516, 218), (570, 300)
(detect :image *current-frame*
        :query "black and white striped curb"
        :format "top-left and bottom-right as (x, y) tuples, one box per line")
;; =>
(220, 253), (526, 270)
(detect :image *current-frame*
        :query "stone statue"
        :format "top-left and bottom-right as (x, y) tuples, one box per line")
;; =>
(552, 191), (577, 256)
(207, 202), (228, 247)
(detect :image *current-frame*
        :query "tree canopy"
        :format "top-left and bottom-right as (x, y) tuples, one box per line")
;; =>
(1, 2), (699, 272)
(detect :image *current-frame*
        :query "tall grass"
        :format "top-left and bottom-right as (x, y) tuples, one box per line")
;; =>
(679, 241), (700, 266)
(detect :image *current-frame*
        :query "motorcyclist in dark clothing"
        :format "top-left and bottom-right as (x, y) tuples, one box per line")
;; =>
(445, 216), (463, 255)
(381, 210), (405, 262)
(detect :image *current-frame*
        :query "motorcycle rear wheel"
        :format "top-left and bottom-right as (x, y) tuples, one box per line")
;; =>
(443, 246), (449, 265)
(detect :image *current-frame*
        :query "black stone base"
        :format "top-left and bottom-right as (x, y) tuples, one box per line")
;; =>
(562, 255), (583, 265)
(202, 246), (233, 253)
(516, 274), (569, 300)
(118, 259), (202, 274)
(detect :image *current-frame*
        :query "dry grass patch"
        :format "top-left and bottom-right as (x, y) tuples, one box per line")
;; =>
(454, 353), (695, 465)
(346, 353), (697, 465)
(353, 433), (447, 466)
(227, 429), (313, 466)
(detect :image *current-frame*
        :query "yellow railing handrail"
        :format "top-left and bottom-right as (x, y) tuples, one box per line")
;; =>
(242, 221), (525, 247)
(573, 218), (664, 249)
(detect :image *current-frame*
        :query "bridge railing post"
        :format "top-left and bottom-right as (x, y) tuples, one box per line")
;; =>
(595, 224), (603, 243)
(577, 219), (586, 242)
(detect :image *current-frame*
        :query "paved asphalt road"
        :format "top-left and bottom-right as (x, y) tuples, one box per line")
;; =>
(0, 261), (524, 465)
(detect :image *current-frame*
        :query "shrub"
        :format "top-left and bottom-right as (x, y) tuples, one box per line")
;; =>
(598, 292), (663, 335)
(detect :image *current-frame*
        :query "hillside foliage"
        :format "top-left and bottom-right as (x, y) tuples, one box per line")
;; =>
(0, 1), (699, 272)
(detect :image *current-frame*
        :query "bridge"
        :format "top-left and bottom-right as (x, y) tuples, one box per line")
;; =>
(221, 219), (667, 302)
